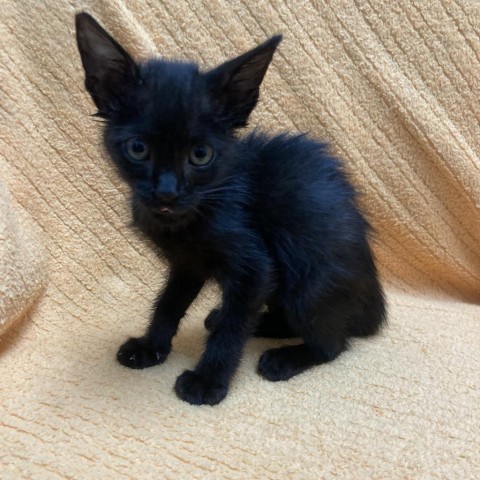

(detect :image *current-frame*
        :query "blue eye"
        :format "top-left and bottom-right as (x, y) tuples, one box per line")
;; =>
(189, 144), (214, 166)
(125, 137), (149, 162)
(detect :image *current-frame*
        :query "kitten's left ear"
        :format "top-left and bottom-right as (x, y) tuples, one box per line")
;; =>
(206, 35), (282, 129)
(75, 12), (139, 117)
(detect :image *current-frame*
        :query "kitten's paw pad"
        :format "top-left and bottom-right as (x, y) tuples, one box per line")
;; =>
(174, 370), (228, 406)
(204, 308), (220, 331)
(257, 348), (303, 382)
(117, 337), (169, 369)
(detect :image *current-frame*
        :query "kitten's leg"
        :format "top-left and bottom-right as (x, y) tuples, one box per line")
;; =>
(175, 273), (270, 405)
(257, 295), (349, 381)
(117, 270), (204, 369)
(205, 303), (296, 339)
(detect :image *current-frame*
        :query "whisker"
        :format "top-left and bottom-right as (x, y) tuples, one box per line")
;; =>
(200, 186), (247, 195)
(201, 192), (250, 200)
(190, 205), (209, 220)
(202, 175), (243, 189)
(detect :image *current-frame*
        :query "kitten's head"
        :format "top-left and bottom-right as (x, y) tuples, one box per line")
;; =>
(75, 13), (281, 229)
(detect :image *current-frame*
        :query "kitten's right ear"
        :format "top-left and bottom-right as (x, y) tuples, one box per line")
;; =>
(75, 12), (139, 117)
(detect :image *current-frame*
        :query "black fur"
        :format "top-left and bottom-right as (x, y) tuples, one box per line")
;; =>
(75, 13), (386, 406)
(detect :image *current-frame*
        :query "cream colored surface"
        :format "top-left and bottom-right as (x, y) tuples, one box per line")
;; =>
(0, 180), (46, 335)
(1, 1), (479, 478)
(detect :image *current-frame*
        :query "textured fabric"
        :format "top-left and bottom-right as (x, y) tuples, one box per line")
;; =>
(1, 1), (479, 478)
(0, 180), (46, 335)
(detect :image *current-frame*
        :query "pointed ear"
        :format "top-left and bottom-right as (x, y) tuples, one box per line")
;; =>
(75, 12), (139, 117)
(206, 35), (282, 129)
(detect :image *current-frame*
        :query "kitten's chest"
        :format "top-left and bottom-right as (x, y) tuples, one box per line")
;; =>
(150, 224), (224, 275)
(136, 203), (257, 278)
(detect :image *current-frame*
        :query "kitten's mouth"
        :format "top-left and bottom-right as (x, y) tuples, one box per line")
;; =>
(146, 200), (198, 225)
(153, 206), (177, 217)
(150, 204), (187, 218)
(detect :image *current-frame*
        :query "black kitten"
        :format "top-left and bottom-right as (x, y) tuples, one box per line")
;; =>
(75, 13), (386, 406)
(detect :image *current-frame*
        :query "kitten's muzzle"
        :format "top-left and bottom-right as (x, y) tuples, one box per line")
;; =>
(149, 193), (194, 218)
(139, 189), (179, 216)
(151, 194), (178, 215)
(155, 191), (179, 205)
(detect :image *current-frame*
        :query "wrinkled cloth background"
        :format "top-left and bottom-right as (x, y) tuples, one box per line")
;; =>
(1, 1), (479, 478)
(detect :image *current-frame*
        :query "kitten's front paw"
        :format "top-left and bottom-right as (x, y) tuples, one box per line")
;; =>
(174, 370), (228, 406)
(117, 337), (169, 369)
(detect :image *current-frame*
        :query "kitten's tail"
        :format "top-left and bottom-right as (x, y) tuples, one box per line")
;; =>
(348, 277), (387, 337)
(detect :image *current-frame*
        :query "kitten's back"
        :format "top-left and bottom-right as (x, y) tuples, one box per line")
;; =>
(244, 132), (366, 241)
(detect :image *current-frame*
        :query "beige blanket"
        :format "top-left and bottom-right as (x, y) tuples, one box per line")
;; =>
(0, 180), (46, 335)
(1, 1), (479, 478)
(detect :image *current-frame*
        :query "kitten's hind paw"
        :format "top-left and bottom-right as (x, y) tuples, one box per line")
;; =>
(258, 342), (345, 381)
(174, 370), (228, 406)
(117, 337), (169, 369)
(258, 344), (317, 381)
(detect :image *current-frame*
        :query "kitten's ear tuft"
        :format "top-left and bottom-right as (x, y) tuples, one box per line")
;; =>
(206, 35), (282, 129)
(75, 12), (139, 117)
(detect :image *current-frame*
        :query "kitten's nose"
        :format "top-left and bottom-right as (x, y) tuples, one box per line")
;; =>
(155, 172), (179, 204)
